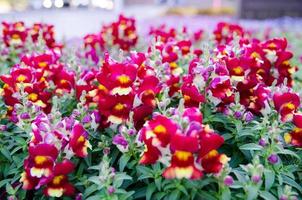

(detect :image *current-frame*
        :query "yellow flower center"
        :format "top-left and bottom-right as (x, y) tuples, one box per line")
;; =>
(233, 66), (243, 74)
(117, 75), (131, 84)
(153, 125), (166, 134)
(35, 155), (47, 165)
(114, 103), (125, 111)
(77, 135), (85, 143)
(175, 150), (192, 161)
(17, 75), (27, 82)
(38, 62), (48, 68)
(28, 93), (38, 101)
(52, 175), (64, 185)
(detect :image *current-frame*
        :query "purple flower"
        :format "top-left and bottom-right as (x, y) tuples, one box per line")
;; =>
(107, 186), (115, 195)
(0, 125), (7, 131)
(251, 175), (261, 183)
(224, 175), (234, 186)
(258, 138), (266, 147)
(279, 195), (288, 200)
(128, 129), (136, 136)
(113, 134), (128, 148)
(72, 110), (81, 117)
(10, 115), (19, 123)
(75, 193), (83, 200)
(244, 111), (254, 122)
(20, 112), (30, 120)
(65, 117), (75, 130)
(92, 111), (101, 123)
(268, 154), (279, 164)
(186, 121), (203, 136)
(82, 114), (92, 124)
(234, 111), (242, 119)
(103, 147), (110, 155)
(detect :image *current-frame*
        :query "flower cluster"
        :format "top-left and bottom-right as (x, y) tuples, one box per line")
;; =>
(139, 107), (227, 179)
(20, 113), (90, 197)
(2, 21), (61, 49)
(76, 52), (161, 129)
(1, 15), (302, 200)
(83, 15), (138, 63)
(0, 51), (75, 117)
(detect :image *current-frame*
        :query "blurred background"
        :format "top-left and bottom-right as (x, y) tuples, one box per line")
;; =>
(0, 0), (302, 38)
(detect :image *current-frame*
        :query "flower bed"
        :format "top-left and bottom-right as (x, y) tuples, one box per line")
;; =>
(0, 15), (302, 200)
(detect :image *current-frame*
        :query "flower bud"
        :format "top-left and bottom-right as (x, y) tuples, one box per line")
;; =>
(268, 154), (278, 164)
(0, 125), (7, 131)
(113, 134), (128, 148)
(251, 175), (261, 183)
(258, 138), (266, 147)
(82, 114), (92, 124)
(20, 112), (30, 120)
(244, 111), (254, 122)
(103, 147), (110, 155)
(234, 111), (242, 119)
(279, 195), (288, 200)
(107, 186), (115, 195)
(224, 175), (234, 186)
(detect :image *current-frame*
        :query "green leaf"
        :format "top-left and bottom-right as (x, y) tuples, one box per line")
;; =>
(0, 179), (9, 188)
(119, 154), (131, 172)
(153, 192), (166, 200)
(282, 175), (302, 193)
(246, 185), (259, 200)
(177, 185), (188, 196)
(277, 149), (300, 159)
(233, 170), (246, 183)
(239, 143), (263, 151)
(146, 183), (156, 200)
(264, 169), (275, 191)
(83, 185), (98, 198)
(155, 177), (162, 190)
(221, 187), (231, 200)
(167, 190), (180, 200)
(196, 191), (217, 200)
(259, 191), (277, 200)
(1, 147), (12, 160)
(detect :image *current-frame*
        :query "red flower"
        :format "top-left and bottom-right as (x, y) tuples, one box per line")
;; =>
(182, 84), (205, 108)
(43, 159), (75, 197)
(208, 76), (234, 105)
(99, 94), (134, 124)
(2, 21), (27, 47)
(293, 113), (302, 128)
(284, 127), (302, 147)
(183, 107), (203, 124)
(273, 92), (300, 122)
(163, 150), (203, 179)
(140, 115), (178, 148)
(25, 143), (59, 179)
(177, 40), (192, 55)
(201, 150), (228, 174)
(133, 105), (154, 130)
(213, 22), (244, 44)
(84, 33), (104, 50)
(139, 138), (162, 165)
(166, 75), (180, 97)
(149, 25), (176, 43)
(198, 125), (224, 159)
(102, 14), (138, 51)
(164, 125), (202, 180)
(20, 170), (39, 190)
(69, 124), (91, 158)
(136, 75), (161, 108)
(30, 23), (60, 48)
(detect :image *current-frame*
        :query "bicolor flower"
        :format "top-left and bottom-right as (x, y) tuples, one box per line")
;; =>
(69, 124), (91, 158)
(273, 92), (300, 122)
(43, 159), (75, 197)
